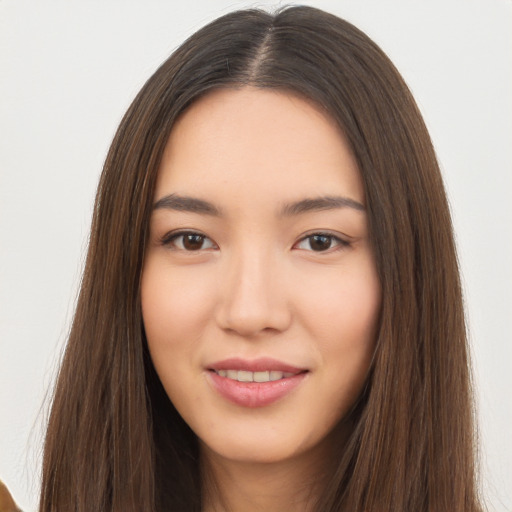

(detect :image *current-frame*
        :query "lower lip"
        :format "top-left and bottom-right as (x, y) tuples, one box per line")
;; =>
(207, 371), (308, 408)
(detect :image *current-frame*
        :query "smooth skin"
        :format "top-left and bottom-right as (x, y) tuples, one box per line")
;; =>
(141, 88), (381, 512)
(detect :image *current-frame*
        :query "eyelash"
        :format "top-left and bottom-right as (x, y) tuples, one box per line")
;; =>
(294, 231), (350, 252)
(160, 231), (217, 251)
(160, 230), (351, 253)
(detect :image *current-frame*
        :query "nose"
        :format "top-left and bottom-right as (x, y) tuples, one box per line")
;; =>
(215, 248), (292, 338)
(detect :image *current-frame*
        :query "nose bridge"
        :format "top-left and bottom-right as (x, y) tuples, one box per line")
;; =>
(216, 242), (290, 336)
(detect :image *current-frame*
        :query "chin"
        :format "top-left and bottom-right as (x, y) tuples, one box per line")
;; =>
(198, 422), (331, 467)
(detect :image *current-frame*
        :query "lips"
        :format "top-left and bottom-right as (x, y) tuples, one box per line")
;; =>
(206, 357), (308, 408)
(208, 357), (305, 373)
(213, 369), (296, 382)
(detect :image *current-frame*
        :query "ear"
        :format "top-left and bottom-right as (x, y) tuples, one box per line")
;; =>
(0, 480), (21, 512)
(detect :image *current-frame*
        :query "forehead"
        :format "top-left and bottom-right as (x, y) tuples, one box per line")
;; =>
(156, 87), (364, 205)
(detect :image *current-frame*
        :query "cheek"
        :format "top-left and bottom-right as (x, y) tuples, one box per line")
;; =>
(140, 259), (219, 413)
(140, 258), (216, 355)
(301, 259), (381, 345)
(297, 255), (381, 403)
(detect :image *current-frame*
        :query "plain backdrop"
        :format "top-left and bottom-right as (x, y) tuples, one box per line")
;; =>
(1, 1), (511, 510)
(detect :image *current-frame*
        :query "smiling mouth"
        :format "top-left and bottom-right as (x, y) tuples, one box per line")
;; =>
(210, 369), (303, 383)
(206, 357), (309, 406)
(207, 367), (308, 407)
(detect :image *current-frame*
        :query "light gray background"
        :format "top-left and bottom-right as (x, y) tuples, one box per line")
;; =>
(1, 1), (510, 510)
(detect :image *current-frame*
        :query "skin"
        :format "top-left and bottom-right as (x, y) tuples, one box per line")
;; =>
(141, 88), (381, 511)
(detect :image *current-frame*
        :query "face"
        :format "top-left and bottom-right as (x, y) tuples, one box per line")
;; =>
(141, 88), (381, 466)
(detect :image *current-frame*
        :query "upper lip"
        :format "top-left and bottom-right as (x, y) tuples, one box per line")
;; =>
(207, 357), (307, 374)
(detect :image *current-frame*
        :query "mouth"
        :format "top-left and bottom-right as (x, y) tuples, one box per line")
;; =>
(206, 358), (309, 408)
(210, 369), (300, 382)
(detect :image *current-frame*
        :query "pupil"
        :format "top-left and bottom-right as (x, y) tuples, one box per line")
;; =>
(183, 234), (204, 250)
(310, 235), (331, 251)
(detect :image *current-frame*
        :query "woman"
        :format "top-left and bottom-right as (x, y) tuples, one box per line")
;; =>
(39, 6), (482, 511)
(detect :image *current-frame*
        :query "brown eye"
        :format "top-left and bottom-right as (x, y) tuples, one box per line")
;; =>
(295, 233), (350, 252)
(309, 235), (332, 251)
(163, 231), (216, 251)
(183, 233), (206, 250)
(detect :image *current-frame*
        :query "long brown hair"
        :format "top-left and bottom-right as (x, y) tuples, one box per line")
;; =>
(40, 6), (482, 511)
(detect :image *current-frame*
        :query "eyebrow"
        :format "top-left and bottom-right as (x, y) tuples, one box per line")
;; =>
(279, 195), (365, 216)
(152, 193), (365, 216)
(153, 194), (221, 215)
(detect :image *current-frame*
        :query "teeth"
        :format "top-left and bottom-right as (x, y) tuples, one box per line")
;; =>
(253, 371), (269, 382)
(270, 370), (283, 381)
(214, 369), (297, 382)
(237, 370), (253, 382)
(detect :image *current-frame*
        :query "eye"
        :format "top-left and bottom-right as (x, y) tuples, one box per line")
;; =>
(162, 231), (216, 251)
(294, 233), (349, 252)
